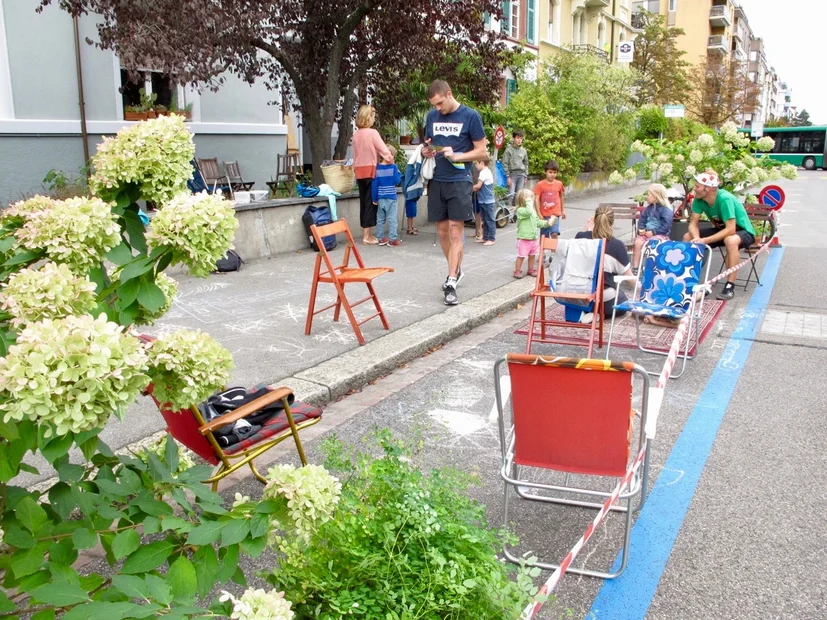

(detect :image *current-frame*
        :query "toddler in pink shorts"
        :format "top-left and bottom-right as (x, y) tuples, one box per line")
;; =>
(514, 189), (554, 278)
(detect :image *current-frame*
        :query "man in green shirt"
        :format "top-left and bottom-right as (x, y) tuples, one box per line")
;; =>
(685, 170), (756, 300)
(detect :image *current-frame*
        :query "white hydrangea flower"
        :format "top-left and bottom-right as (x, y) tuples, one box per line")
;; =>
(15, 197), (120, 274)
(756, 168), (769, 182)
(0, 315), (149, 437)
(728, 161), (748, 175)
(746, 170), (760, 185)
(697, 134), (715, 148)
(735, 134), (751, 148)
(608, 170), (624, 184)
(147, 192), (238, 277)
(219, 589), (294, 620)
(742, 155), (757, 168)
(745, 194), (759, 204)
(656, 154), (669, 163)
(145, 329), (234, 411)
(766, 167), (781, 180)
(756, 136), (776, 152)
(90, 115), (195, 204)
(0, 262), (97, 328)
(780, 163), (798, 180)
(624, 168), (637, 181)
(675, 154), (685, 162)
(689, 149), (704, 163)
(684, 165), (697, 177)
(722, 142), (733, 151)
(642, 144), (654, 156)
(658, 163), (673, 176)
(649, 162), (659, 174)
(0, 195), (54, 226)
(630, 140), (645, 153)
(704, 148), (718, 158)
(263, 464), (342, 542)
(232, 493), (252, 508)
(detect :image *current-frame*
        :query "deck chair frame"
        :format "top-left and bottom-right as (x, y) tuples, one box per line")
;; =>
(305, 219), (394, 345)
(195, 157), (233, 198)
(495, 354), (651, 579)
(526, 237), (606, 357)
(223, 161), (255, 192)
(606, 239), (712, 379)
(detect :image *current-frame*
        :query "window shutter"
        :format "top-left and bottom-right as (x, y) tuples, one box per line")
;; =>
(527, 0), (536, 44)
(506, 79), (518, 105)
(484, 12), (491, 28)
(501, 1), (511, 35)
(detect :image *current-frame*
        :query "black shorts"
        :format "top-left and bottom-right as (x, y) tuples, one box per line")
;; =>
(696, 224), (755, 249)
(428, 180), (473, 223)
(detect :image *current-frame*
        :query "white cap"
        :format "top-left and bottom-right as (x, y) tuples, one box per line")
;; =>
(694, 172), (720, 188)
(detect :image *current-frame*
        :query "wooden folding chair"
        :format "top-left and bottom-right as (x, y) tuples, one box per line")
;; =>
(495, 353), (651, 578)
(526, 237), (606, 356)
(195, 157), (232, 197)
(305, 219), (394, 345)
(224, 161), (255, 192)
(266, 150), (302, 195)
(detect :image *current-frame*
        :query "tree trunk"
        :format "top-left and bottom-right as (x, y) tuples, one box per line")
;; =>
(333, 89), (357, 160)
(305, 117), (335, 186)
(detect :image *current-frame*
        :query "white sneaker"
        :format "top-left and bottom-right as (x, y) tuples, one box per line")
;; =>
(579, 312), (594, 324)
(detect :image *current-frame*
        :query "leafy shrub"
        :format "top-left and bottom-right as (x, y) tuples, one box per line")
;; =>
(636, 105), (668, 140)
(266, 431), (541, 618)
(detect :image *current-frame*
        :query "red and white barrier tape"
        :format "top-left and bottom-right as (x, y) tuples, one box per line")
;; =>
(519, 238), (773, 617)
(520, 444), (648, 620)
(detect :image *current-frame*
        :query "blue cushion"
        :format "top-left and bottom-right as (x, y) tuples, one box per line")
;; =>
(617, 300), (687, 319)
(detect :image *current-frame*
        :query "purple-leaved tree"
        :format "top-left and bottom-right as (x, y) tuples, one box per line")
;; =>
(41, 0), (509, 182)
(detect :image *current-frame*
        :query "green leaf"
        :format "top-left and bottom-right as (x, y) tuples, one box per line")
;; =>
(61, 601), (139, 620)
(115, 277), (141, 308)
(111, 529), (141, 561)
(220, 519), (249, 547)
(78, 435), (100, 462)
(164, 435), (179, 474)
(193, 545), (219, 599)
(122, 207), (148, 255)
(230, 565), (247, 587)
(118, 256), (154, 283)
(136, 280), (165, 312)
(32, 610), (55, 620)
(70, 488), (98, 517)
(144, 573), (172, 606)
(135, 496), (173, 517)
(0, 439), (29, 483)
(120, 540), (174, 575)
(240, 532), (267, 558)
(111, 574), (149, 600)
(186, 520), (224, 546)
(40, 433), (74, 464)
(3, 248), (43, 267)
(12, 544), (48, 578)
(167, 556), (197, 604)
(254, 499), (281, 513)
(94, 478), (130, 498)
(106, 241), (134, 266)
(215, 545), (239, 584)
(0, 419), (20, 441)
(15, 497), (48, 534)
(29, 581), (90, 606)
(249, 512), (270, 539)
(142, 516), (160, 535)
(0, 590), (16, 613)
(117, 467), (142, 495)
(47, 538), (78, 566)
(72, 528), (97, 550)
(145, 452), (172, 483)
(48, 482), (76, 520)
(58, 463), (86, 483)
(123, 603), (163, 618)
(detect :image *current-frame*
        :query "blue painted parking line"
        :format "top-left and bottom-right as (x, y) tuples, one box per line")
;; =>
(586, 248), (784, 620)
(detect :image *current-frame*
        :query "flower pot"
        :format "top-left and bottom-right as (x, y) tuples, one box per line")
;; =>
(124, 111), (147, 121)
(145, 110), (156, 119)
(399, 135), (412, 145)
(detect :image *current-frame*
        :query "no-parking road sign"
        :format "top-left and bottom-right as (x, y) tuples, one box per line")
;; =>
(758, 185), (785, 210)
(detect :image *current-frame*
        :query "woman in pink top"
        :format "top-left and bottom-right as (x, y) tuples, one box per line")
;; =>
(353, 105), (392, 244)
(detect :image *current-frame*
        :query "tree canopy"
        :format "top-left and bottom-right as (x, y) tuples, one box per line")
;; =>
(631, 10), (690, 107)
(41, 0), (508, 181)
(790, 109), (812, 126)
(685, 55), (759, 128)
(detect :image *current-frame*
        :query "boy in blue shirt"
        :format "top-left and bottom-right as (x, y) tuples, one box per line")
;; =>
(372, 146), (402, 246)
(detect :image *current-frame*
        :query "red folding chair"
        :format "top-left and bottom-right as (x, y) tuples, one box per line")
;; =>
(494, 353), (651, 578)
(526, 237), (606, 357)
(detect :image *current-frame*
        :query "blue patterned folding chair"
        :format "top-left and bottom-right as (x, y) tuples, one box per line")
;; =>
(606, 239), (711, 379)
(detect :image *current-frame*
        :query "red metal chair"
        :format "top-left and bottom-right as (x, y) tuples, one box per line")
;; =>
(494, 353), (651, 578)
(526, 237), (606, 357)
(305, 219), (394, 345)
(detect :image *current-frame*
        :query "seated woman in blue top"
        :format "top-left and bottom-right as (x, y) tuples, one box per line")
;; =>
(632, 183), (674, 274)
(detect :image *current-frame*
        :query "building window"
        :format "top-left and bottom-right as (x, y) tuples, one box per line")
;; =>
(668, 0), (677, 11)
(506, 78), (518, 105)
(121, 70), (176, 110)
(547, 0), (560, 44)
(527, 0), (536, 44)
(510, 0), (520, 38)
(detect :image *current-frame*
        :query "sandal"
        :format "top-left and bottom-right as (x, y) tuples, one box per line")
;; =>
(513, 270), (524, 279)
(406, 228), (420, 235)
(362, 238), (379, 245)
(527, 269), (538, 277)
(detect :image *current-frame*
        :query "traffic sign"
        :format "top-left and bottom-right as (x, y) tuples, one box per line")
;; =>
(494, 125), (506, 150)
(758, 185), (785, 210)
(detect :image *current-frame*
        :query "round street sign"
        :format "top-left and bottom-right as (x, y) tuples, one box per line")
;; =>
(494, 125), (506, 150)
(758, 185), (785, 210)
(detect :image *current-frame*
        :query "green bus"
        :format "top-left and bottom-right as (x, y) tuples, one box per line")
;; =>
(740, 125), (827, 170)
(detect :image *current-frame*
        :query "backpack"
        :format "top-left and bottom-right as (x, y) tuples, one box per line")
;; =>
(198, 385), (295, 447)
(214, 249), (244, 272)
(302, 204), (337, 252)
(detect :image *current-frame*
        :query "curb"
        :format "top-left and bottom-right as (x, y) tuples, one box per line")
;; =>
(274, 278), (534, 405)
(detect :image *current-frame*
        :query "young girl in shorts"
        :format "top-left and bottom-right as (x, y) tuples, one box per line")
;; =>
(631, 183), (674, 274)
(514, 189), (554, 278)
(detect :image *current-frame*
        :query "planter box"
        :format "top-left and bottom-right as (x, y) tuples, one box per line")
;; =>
(124, 111), (147, 121)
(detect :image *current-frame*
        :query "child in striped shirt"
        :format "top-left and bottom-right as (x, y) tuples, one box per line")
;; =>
(372, 146), (402, 246)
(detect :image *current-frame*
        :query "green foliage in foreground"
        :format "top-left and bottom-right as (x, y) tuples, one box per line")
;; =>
(268, 431), (544, 619)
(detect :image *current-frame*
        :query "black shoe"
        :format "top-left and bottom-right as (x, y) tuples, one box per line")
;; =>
(444, 281), (458, 305)
(717, 284), (735, 301)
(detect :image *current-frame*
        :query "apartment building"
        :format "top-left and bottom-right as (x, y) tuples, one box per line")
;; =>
(535, 0), (639, 66)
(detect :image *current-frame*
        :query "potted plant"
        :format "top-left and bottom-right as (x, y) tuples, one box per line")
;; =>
(169, 96), (193, 120)
(154, 104), (168, 116)
(124, 104), (146, 121)
(139, 87), (157, 118)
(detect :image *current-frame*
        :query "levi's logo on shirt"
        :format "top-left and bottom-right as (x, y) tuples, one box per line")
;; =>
(432, 123), (463, 136)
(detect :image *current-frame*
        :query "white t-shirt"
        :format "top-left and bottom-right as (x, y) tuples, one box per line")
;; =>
(477, 167), (495, 203)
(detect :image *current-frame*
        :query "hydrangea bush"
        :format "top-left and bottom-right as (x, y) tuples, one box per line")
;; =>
(611, 121), (798, 200)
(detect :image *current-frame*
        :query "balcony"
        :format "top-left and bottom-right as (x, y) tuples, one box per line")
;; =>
(709, 5), (732, 27)
(571, 44), (609, 62)
(732, 27), (742, 43)
(585, 0), (610, 7)
(631, 12), (646, 31)
(708, 35), (728, 53)
(732, 46), (746, 61)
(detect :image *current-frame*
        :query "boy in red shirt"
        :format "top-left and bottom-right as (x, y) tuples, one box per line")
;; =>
(533, 160), (566, 240)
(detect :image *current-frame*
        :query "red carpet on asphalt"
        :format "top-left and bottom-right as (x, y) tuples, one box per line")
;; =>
(514, 300), (726, 356)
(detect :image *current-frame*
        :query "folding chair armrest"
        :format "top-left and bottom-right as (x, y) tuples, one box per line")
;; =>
(692, 283), (711, 294)
(199, 386), (295, 435)
(614, 275), (637, 286)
